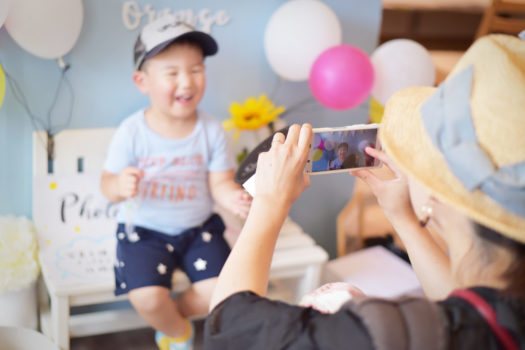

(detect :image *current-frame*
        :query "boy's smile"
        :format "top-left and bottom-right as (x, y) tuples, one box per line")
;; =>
(175, 94), (192, 103)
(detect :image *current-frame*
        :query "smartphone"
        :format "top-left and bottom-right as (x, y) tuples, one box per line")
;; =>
(305, 123), (381, 174)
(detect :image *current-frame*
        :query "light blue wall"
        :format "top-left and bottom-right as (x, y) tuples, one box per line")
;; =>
(0, 0), (381, 257)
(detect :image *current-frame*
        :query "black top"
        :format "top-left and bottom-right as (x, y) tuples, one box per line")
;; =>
(204, 287), (525, 350)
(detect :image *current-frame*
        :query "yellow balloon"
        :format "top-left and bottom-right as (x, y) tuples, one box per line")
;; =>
(0, 63), (5, 108)
(369, 97), (384, 124)
(313, 149), (323, 162)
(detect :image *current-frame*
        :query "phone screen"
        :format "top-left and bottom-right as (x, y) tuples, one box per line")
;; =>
(307, 127), (380, 173)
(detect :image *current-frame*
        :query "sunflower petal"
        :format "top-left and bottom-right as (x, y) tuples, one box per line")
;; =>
(223, 119), (236, 130)
(233, 129), (241, 142)
(229, 102), (243, 118)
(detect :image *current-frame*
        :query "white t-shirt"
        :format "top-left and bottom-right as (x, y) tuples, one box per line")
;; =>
(103, 109), (234, 235)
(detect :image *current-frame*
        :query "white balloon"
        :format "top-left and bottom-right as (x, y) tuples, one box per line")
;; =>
(371, 39), (436, 106)
(0, 0), (11, 28)
(5, 0), (83, 59)
(264, 0), (342, 81)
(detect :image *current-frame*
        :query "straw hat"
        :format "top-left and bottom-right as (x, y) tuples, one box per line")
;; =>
(379, 34), (525, 243)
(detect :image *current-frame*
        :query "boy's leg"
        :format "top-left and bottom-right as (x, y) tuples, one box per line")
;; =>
(179, 214), (231, 315)
(114, 223), (192, 339)
(129, 286), (191, 338)
(174, 277), (218, 317)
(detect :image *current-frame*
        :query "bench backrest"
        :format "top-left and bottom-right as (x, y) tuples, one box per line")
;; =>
(31, 127), (308, 291)
(32, 128), (118, 289)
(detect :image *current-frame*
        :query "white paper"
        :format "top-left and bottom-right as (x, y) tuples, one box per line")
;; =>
(324, 246), (423, 298)
(242, 174), (256, 197)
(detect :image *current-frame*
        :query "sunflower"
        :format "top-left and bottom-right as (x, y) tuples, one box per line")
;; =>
(223, 94), (286, 141)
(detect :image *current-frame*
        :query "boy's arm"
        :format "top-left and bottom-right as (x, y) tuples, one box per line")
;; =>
(100, 171), (123, 203)
(100, 167), (143, 203)
(209, 170), (252, 219)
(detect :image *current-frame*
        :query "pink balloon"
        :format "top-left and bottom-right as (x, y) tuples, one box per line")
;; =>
(313, 133), (322, 149)
(318, 139), (325, 150)
(309, 45), (374, 110)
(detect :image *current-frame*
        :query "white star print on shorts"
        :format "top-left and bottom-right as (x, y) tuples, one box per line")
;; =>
(157, 263), (167, 275)
(193, 258), (207, 271)
(202, 231), (212, 243)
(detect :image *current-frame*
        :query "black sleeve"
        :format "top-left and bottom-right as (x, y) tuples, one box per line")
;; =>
(204, 291), (374, 350)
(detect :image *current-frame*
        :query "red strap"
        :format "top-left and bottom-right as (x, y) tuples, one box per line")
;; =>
(450, 289), (518, 350)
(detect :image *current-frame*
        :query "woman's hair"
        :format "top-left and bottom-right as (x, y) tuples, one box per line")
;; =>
(474, 223), (525, 298)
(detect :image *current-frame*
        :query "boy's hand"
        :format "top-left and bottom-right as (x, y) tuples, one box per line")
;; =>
(117, 166), (143, 199)
(229, 188), (252, 219)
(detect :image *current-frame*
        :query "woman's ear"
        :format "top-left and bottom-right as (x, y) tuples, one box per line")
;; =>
(428, 196), (440, 208)
(132, 70), (149, 94)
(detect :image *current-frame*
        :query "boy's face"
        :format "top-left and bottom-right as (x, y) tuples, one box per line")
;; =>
(135, 43), (206, 121)
(337, 146), (348, 161)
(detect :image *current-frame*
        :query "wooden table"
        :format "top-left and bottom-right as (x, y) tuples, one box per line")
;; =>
(382, 0), (489, 12)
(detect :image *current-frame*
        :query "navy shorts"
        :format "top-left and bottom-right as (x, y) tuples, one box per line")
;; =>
(114, 214), (230, 296)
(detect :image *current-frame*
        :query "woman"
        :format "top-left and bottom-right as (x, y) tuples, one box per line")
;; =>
(204, 34), (525, 349)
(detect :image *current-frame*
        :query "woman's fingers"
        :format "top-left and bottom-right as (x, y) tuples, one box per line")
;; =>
(255, 124), (312, 205)
(363, 146), (386, 162)
(272, 132), (285, 144)
(284, 124), (301, 146)
(268, 124), (312, 164)
(364, 147), (402, 178)
(275, 123), (312, 152)
(351, 169), (382, 194)
(297, 124), (313, 157)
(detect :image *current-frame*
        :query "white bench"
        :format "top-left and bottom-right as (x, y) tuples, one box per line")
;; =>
(32, 128), (328, 350)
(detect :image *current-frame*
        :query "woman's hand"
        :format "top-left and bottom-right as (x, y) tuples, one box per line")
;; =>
(352, 147), (455, 299)
(351, 147), (414, 225)
(255, 124), (312, 210)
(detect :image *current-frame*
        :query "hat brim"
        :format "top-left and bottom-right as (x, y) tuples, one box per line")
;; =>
(380, 87), (525, 242)
(139, 31), (218, 69)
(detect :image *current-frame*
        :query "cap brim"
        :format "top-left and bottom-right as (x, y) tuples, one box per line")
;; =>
(381, 87), (525, 241)
(142, 31), (218, 65)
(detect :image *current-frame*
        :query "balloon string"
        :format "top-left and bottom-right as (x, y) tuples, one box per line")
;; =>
(4, 69), (47, 150)
(49, 68), (75, 134)
(281, 96), (318, 117)
(267, 76), (321, 119)
(2, 63), (75, 153)
(125, 196), (141, 238)
(46, 68), (66, 131)
(269, 76), (283, 102)
(267, 76), (371, 121)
